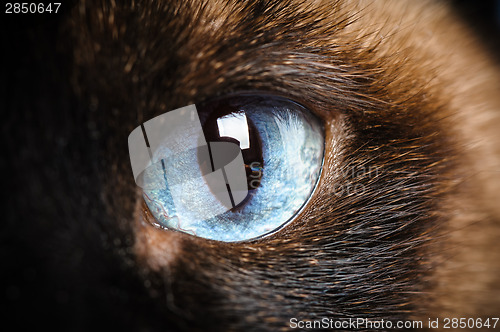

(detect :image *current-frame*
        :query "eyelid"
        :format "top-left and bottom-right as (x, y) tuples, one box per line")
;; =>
(198, 90), (330, 122)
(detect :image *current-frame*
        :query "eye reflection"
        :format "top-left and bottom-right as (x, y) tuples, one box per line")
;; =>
(217, 113), (250, 149)
(129, 95), (324, 242)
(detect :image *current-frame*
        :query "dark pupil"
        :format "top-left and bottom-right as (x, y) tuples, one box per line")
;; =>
(199, 103), (264, 208)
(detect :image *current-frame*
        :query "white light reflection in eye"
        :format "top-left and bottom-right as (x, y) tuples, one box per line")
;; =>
(216, 112), (250, 149)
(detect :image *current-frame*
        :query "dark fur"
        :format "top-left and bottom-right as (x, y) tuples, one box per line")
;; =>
(4, 0), (500, 331)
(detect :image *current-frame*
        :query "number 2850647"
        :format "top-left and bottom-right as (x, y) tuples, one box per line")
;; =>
(5, 3), (61, 14)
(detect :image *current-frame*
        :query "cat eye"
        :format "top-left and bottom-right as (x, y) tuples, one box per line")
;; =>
(128, 95), (324, 242)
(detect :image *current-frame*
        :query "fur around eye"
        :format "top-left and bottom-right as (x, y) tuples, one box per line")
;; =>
(6, 0), (500, 330)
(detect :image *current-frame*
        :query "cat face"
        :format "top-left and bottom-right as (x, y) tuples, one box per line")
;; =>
(6, 0), (500, 330)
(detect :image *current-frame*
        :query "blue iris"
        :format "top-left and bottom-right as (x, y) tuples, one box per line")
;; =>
(141, 96), (324, 242)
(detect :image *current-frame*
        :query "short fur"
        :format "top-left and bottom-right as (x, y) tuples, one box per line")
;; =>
(4, 0), (500, 331)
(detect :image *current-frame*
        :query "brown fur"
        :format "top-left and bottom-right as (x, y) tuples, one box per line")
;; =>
(69, 0), (500, 328)
(5, 0), (500, 331)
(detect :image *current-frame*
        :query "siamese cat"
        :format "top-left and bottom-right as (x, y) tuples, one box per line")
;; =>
(4, 0), (500, 330)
